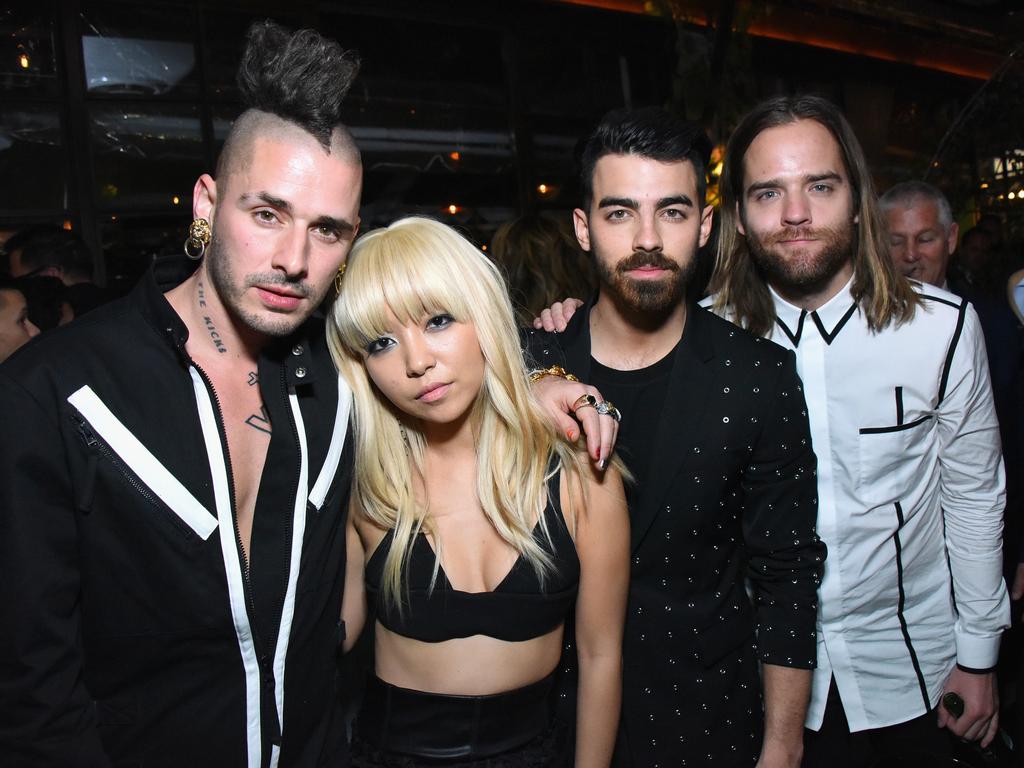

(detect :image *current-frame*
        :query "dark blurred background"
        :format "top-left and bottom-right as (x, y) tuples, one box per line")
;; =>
(1, 0), (1022, 296)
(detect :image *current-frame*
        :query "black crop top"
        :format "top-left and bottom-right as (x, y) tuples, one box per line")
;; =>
(364, 468), (579, 643)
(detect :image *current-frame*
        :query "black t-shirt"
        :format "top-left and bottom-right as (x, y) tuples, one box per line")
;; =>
(589, 346), (676, 507)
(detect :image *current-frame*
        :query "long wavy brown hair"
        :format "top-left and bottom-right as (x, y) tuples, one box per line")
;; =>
(490, 215), (596, 326)
(710, 94), (918, 338)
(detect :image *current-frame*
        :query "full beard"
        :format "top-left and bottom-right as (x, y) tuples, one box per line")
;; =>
(745, 222), (854, 296)
(596, 249), (693, 314)
(205, 233), (322, 338)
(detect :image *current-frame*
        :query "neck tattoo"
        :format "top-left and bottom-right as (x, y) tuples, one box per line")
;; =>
(197, 280), (227, 354)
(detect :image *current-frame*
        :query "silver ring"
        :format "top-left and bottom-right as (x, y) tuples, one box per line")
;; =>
(594, 400), (622, 423)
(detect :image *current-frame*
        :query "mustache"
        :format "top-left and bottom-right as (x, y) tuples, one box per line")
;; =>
(761, 226), (837, 246)
(616, 251), (679, 274)
(244, 273), (312, 297)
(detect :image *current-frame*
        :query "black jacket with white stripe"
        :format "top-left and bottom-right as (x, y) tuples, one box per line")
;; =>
(0, 265), (354, 767)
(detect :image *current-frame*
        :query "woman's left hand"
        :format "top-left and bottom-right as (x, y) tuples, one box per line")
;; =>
(531, 375), (619, 468)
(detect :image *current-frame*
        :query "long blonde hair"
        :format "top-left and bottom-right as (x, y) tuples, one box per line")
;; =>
(711, 94), (919, 337)
(327, 216), (584, 609)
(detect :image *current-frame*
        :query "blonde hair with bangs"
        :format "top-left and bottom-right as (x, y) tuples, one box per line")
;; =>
(327, 216), (584, 610)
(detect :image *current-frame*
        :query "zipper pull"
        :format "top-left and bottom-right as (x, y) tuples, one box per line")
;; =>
(77, 419), (99, 449)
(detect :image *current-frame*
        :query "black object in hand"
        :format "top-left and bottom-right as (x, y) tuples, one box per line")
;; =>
(943, 691), (965, 718)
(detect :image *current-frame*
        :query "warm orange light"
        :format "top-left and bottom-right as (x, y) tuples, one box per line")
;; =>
(980, 183), (989, 189)
(481, 244), (488, 251)
(450, 151), (460, 161)
(62, 220), (72, 230)
(552, 1), (995, 80)
(538, 183), (549, 194)
(18, 53), (29, 69)
(448, 204), (458, 215)
(172, 195), (180, 205)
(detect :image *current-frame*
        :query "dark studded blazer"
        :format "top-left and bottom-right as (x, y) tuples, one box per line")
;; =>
(525, 301), (825, 768)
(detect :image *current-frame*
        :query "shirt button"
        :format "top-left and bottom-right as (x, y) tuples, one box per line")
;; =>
(295, 366), (307, 378)
(292, 344), (304, 356)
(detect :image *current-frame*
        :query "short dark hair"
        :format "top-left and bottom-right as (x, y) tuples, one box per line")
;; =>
(236, 20), (360, 149)
(960, 226), (990, 248)
(5, 226), (94, 280)
(578, 107), (712, 211)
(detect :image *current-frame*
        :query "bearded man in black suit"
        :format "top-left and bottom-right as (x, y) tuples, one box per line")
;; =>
(527, 108), (825, 768)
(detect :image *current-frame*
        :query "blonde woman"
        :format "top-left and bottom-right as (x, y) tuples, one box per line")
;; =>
(329, 217), (629, 767)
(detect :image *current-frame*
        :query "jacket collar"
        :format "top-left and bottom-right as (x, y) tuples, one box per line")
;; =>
(771, 276), (858, 347)
(558, 295), (716, 551)
(558, 295), (715, 381)
(132, 257), (321, 384)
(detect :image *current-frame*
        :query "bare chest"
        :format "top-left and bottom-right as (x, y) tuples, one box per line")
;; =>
(205, 368), (272, 556)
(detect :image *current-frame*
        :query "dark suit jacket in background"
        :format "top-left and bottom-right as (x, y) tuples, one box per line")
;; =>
(526, 301), (825, 768)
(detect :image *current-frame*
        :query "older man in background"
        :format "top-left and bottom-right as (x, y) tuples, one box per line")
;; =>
(880, 180), (958, 288)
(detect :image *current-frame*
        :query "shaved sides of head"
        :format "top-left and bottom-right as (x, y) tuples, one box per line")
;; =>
(216, 111), (360, 179)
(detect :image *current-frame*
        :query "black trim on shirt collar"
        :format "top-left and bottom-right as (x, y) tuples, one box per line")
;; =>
(775, 310), (808, 346)
(809, 302), (859, 345)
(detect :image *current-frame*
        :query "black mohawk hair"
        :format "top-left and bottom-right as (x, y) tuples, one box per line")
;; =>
(236, 21), (360, 148)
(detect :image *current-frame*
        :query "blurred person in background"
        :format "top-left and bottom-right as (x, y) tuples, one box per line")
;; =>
(491, 214), (596, 326)
(0, 279), (40, 363)
(16, 276), (74, 331)
(4, 226), (108, 316)
(950, 228), (1022, 578)
(880, 181), (958, 289)
(951, 227), (994, 289)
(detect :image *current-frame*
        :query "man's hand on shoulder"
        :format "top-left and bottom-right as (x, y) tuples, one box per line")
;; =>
(532, 297), (583, 333)
(938, 666), (999, 747)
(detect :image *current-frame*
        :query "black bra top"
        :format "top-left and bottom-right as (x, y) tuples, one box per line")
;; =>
(364, 468), (579, 643)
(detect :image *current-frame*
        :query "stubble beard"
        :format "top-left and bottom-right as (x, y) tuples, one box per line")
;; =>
(594, 245), (694, 314)
(205, 233), (324, 339)
(744, 221), (855, 296)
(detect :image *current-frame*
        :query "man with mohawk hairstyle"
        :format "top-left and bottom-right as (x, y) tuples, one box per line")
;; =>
(0, 21), (362, 767)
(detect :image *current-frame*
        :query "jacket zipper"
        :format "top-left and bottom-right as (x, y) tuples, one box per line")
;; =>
(192, 360), (290, 747)
(273, 363), (302, 639)
(75, 419), (176, 523)
(189, 362), (262, 647)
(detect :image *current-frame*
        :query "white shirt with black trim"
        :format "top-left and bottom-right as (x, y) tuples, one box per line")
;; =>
(708, 277), (1009, 731)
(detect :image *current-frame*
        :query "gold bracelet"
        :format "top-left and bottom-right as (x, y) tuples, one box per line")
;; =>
(528, 365), (580, 384)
